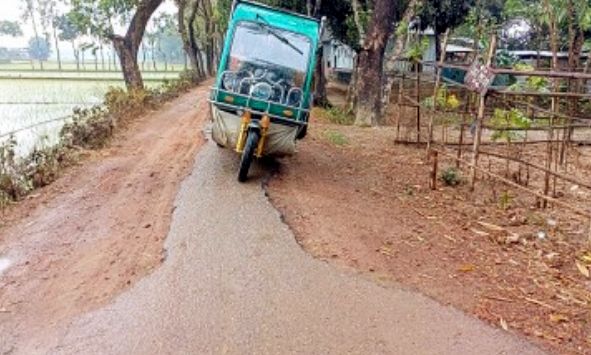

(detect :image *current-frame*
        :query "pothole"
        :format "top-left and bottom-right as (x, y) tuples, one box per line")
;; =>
(0, 257), (12, 275)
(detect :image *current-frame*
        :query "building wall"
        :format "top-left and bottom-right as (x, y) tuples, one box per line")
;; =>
(323, 40), (355, 72)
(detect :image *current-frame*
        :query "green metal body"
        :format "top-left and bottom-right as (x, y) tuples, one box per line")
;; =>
(212, 0), (320, 123)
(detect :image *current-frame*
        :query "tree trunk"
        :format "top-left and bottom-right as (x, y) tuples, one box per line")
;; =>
(200, 0), (216, 76)
(346, 55), (359, 112)
(354, 0), (398, 126)
(152, 45), (157, 71)
(177, 0), (204, 79)
(307, 0), (322, 17)
(141, 42), (147, 70)
(29, 7), (44, 70)
(314, 46), (329, 106)
(94, 50), (98, 71)
(350, 0), (366, 48)
(113, 38), (144, 90)
(110, 0), (164, 90)
(52, 25), (62, 70)
(100, 44), (105, 70)
(72, 42), (80, 71)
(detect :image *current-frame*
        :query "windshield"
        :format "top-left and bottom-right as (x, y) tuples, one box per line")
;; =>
(227, 21), (312, 90)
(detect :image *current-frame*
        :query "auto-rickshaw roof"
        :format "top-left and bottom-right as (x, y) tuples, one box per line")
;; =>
(232, 1), (321, 45)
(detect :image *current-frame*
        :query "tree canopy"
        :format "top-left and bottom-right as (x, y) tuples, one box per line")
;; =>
(28, 36), (51, 61)
(0, 20), (23, 37)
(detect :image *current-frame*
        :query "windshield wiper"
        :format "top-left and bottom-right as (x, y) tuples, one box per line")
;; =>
(255, 14), (304, 56)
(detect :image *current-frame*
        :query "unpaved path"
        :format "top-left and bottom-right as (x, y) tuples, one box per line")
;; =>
(0, 87), (207, 353)
(1, 87), (543, 354)
(28, 142), (539, 354)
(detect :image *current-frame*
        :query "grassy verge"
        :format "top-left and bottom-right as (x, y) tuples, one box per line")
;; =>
(0, 71), (199, 211)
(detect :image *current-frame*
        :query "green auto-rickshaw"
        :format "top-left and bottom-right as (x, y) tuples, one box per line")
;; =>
(209, 0), (323, 182)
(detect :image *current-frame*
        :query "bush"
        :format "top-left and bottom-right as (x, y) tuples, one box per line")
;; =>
(105, 87), (154, 118)
(440, 166), (462, 186)
(61, 106), (114, 149)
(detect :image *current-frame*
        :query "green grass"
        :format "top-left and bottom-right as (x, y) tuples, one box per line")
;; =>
(313, 106), (355, 125)
(323, 130), (349, 146)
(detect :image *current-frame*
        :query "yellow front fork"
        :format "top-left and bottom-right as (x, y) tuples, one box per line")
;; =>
(256, 115), (270, 158)
(235, 111), (251, 153)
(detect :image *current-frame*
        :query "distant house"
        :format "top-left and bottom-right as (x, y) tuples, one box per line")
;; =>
(324, 40), (355, 72)
(321, 28), (356, 82)
(507, 50), (590, 70)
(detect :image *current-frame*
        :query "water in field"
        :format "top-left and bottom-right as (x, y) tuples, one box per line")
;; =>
(0, 79), (125, 157)
(0, 76), (172, 157)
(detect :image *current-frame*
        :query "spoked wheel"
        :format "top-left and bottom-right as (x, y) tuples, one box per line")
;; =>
(238, 131), (260, 182)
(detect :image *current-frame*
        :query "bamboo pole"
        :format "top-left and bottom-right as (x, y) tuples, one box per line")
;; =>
(395, 74), (404, 142)
(431, 61), (591, 80)
(430, 150), (439, 190)
(544, 5), (559, 208)
(427, 29), (450, 154)
(415, 64), (421, 143)
(437, 148), (591, 220)
(470, 34), (497, 191)
(478, 150), (591, 190)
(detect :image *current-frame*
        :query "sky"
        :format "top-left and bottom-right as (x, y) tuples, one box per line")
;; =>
(0, 0), (176, 59)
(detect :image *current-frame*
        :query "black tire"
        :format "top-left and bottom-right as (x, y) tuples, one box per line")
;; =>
(238, 131), (259, 182)
(296, 125), (308, 140)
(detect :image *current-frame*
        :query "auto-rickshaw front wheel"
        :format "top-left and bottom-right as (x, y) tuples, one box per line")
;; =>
(238, 131), (260, 182)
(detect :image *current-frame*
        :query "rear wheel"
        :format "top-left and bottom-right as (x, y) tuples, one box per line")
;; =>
(238, 131), (259, 182)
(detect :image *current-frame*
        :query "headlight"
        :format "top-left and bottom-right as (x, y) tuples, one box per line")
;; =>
(222, 74), (235, 92)
(251, 83), (272, 100)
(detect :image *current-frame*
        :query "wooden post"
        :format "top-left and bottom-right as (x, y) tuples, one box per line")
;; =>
(415, 64), (421, 143)
(430, 150), (439, 190)
(457, 91), (471, 168)
(457, 121), (465, 168)
(396, 74), (404, 142)
(470, 35), (497, 191)
(543, 0), (559, 208)
(427, 29), (450, 154)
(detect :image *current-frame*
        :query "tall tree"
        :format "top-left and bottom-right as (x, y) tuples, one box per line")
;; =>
(70, 0), (164, 89)
(175, 0), (205, 79)
(38, 0), (63, 70)
(354, 0), (400, 126)
(55, 14), (82, 70)
(22, 0), (45, 69)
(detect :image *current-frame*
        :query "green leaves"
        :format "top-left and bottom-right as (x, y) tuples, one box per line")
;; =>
(405, 37), (429, 63)
(490, 108), (531, 143)
(0, 21), (23, 37)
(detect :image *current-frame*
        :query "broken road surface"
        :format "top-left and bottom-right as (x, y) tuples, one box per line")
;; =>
(44, 142), (543, 354)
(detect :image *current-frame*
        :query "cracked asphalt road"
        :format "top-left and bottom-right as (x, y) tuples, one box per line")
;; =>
(37, 141), (544, 355)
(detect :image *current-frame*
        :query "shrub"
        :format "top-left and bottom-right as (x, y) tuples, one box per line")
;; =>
(61, 106), (114, 149)
(440, 166), (462, 186)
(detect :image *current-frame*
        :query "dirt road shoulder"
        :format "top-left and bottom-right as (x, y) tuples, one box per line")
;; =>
(0, 86), (208, 352)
